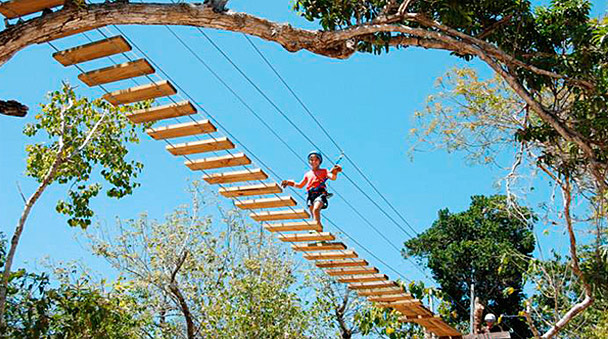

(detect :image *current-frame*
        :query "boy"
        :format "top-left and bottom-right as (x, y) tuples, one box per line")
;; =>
(281, 151), (342, 226)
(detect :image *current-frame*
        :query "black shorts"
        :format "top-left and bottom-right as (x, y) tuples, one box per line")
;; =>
(307, 189), (328, 209)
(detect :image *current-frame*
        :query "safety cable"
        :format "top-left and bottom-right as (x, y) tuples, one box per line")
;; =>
(44, 5), (476, 323)
(198, 29), (421, 240)
(161, 24), (431, 276)
(48, 29), (415, 286)
(243, 34), (421, 238)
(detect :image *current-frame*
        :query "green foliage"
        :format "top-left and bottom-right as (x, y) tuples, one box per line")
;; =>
(354, 281), (450, 338)
(404, 195), (535, 336)
(295, 1), (608, 180)
(526, 244), (608, 339)
(0, 235), (150, 337)
(88, 188), (310, 338)
(23, 84), (148, 228)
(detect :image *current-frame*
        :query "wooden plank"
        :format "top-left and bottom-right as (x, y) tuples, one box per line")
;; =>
(315, 259), (368, 268)
(357, 286), (404, 296)
(338, 274), (388, 283)
(463, 333), (510, 339)
(348, 281), (397, 290)
(265, 221), (322, 232)
(0, 0), (63, 19)
(204, 169), (268, 185)
(127, 101), (196, 123)
(235, 195), (295, 209)
(103, 81), (177, 106)
(147, 120), (217, 140)
(53, 36), (131, 66)
(302, 250), (358, 260)
(429, 319), (463, 337)
(166, 137), (234, 156)
(187, 153), (251, 171)
(326, 266), (379, 276)
(368, 294), (413, 302)
(292, 242), (347, 252)
(250, 209), (309, 222)
(303, 250), (357, 260)
(219, 183), (281, 198)
(398, 315), (435, 323)
(278, 232), (335, 242)
(78, 59), (154, 86)
(375, 299), (421, 310)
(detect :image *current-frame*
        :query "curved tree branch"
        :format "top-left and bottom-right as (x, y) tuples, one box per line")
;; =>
(0, 2), (604, 191)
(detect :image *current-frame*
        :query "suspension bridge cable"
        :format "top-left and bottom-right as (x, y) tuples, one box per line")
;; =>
(55, 26), (417, 284)
(244, 34), (422, 238)
(157, 24), (432, 275)
(198, 29), (420, 240)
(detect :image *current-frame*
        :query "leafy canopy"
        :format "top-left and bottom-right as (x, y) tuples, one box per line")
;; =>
(403, 195), (535, 334)
(295, 0), (608, 188)
(23, 84), (148, 228)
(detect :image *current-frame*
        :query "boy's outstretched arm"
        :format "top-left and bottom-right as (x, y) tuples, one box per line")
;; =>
(328, 165), (342, 180)
(281, 176), (307, 188)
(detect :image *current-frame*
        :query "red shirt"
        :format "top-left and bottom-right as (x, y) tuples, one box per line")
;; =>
(303, 169), (328, 191)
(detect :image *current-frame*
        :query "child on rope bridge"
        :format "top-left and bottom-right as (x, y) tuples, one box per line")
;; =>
(281, 151), (342, 226)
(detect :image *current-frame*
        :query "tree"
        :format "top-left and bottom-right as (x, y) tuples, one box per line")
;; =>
(354, 281), (450, 339)
(305, 269), (364, 339)
(522, 247), (608, 339)
(0, 233), (151, 337)
(410, 66), (606, 338)
(87, 186), (310, 338)
(0, 84), (147, 327)
(403, 195), (536, 337)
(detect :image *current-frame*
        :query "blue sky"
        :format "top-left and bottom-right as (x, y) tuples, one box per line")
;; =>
(0, 0), (606, 296)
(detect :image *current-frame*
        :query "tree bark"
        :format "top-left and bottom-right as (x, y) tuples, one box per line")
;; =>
(541, 178), (594, 339)
(335, 289), (352, 339)
(0, 100), (28, 117)
(1, 3), (602, 191)
(168, 251), (195, 339)
(0, 101), (72, 327)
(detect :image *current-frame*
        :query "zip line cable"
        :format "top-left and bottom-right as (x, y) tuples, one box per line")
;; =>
(159, 26), (417, 259)
(243, 34), (421, 238)
(52, 25), (417, 285)
(159, 24), (431, 276)
(50, 11), (469, 317)
(198, 29), (420, 240)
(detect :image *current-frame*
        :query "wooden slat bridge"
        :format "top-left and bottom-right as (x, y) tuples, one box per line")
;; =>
(40, 25), (462, 338)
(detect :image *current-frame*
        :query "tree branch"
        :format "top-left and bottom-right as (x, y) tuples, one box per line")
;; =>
(0, 99), (28, 117)
(168, 250), (195, 339)
(540, 176), (594, 339)
(0, 99), (73, 328)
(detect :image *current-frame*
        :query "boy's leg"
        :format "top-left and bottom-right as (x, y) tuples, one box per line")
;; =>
(312, 200), (323, 226)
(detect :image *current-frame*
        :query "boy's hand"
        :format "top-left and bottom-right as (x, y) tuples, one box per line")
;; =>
(331, 165), (342, 173)
(281, 180), (294, 188)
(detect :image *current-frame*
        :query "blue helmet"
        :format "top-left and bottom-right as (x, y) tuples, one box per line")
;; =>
(307, 150), (323, 164)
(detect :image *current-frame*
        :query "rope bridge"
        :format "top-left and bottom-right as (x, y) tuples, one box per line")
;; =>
(0, 1), (462, 337)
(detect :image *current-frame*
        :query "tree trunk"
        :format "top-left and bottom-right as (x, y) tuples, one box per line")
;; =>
(0, 154), (64, 327)
(541, 178), (595, 338)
